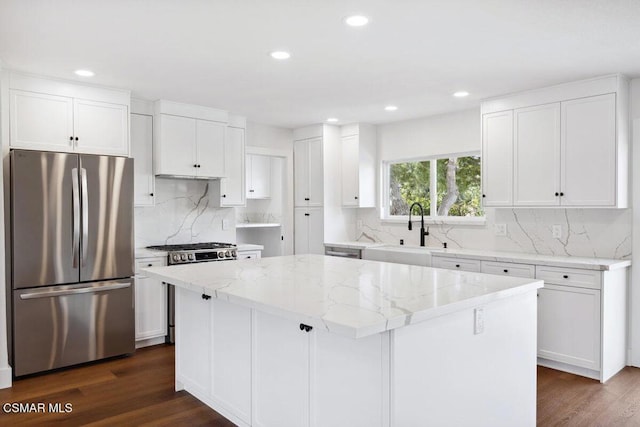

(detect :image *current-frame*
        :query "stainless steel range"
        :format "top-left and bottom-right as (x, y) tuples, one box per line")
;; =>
(146, 242), (237, 343)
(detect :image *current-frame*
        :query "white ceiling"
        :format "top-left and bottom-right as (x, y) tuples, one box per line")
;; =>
(1, 0), (640, 128)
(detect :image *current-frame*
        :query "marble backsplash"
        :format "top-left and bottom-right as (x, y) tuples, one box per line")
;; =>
(356, 207), (632, 260)
(134, 178), (236, 248)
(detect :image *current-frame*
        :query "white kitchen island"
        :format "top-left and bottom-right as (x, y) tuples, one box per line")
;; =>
(144, 254), (543, 427)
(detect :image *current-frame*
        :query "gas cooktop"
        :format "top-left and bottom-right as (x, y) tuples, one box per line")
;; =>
(147, 242), (237, 264)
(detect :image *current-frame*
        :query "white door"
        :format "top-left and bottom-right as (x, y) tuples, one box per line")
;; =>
(482, 110), (513, 206)
(513, 103), (561, 206)
(134, 259), (167, 340)
(155, 114), (197, 176)
(294, 140), (309, 206)
(341, 135), (360, 207)
(311, 330), (386, 427)
(131, 114), (154, 206)
(307, 207), (324, 255)
(253, 311), (310, 427)
(196, 119), (226, 178)
(306, 137), (324, 207)
(294, 208), (310, 254)
(176, 287), (212, 397)
(249, 155), (272, 199)
(10, 90), (74, 152)
(561, 93), (616, 206)
(74, 99), (129, 156)
(211, 300), (252, 424)
(220, 126), (246, 206)
(538, 285), (601, 370)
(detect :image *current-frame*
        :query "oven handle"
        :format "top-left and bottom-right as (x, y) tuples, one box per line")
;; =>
(20, 282), (131, 300)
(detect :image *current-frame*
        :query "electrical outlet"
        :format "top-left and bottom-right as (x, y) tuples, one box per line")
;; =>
(222, 219), (230, 230)
(494, 223), (507, 236)
(552, 224), (562, 239)
(474, 308), (484, 335)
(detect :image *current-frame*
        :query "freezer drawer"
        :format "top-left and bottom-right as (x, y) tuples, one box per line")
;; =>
(13, 278), (135, 376)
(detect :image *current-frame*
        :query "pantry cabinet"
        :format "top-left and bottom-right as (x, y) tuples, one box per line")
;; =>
(294, 207), (324, 255)
(131, 113), (155, 206)
(246, 154), (271, 199)
(9, 77), (130, 156)
(481, 74), (628, 208)
(294, 137), (323, 207)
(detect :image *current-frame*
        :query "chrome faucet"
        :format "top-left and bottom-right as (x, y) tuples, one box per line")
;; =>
(408, 202), (429, 247)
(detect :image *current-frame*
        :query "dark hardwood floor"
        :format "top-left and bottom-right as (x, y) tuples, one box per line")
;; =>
(1, 344), (640, 426)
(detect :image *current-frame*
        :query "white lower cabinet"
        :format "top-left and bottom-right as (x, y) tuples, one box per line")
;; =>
(134, 257), (167, 346)
(431, 256), (481, 272)
(237, 250), (262, 260)
(294, 207), (324, 255)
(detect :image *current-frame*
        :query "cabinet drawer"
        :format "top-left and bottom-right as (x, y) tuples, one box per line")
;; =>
(535, 266), (602, 289)
(432, 256), (481, 272)
(237, 251), (261, 260)
(481, 261), (535, 278)
(136, 258), (166, 274)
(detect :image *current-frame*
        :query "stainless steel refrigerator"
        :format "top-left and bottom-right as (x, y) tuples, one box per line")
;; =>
(10, 149), (135, 377)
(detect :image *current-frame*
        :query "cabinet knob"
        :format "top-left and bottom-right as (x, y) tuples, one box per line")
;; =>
(75, 137), (79, 141)
(194, 164), (198, 168)
(503, 269), (508, 273)
(222, 194), (226, 198)
(455, 264), (460, 268)
(354, 196), (358, 200)
(563, 275), (569, 279)
(555, 192), (559, 197)
(560, 192), (564, 196)
(69, 136), (73, 141)
(482, 194), (486, 198)
(150, 193), (154, 197)
(147, 263), (153, 267)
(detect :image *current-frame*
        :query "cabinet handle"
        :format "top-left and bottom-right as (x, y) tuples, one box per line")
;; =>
(555, 192), (559, 197)
(147, 263), (153, 267)
(201, 294), (211, 300)
(249, 189), (255, 193)
(503, 269), (508, 273)
(304, 213), (310, 216)
(299, 323), (313, 332)
(304, 197), (310, 201)
(563, 275), (569, 279)
(455, 264), (460, 268)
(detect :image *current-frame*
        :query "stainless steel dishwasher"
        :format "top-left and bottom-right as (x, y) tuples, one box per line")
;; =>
(324, 245), (363, 259)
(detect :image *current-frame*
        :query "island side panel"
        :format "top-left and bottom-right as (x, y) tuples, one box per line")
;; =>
(391, 290), (537, 427)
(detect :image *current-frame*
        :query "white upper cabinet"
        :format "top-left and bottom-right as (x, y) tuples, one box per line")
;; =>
(153, 100), (228, 179)
(561, 94), (617, 206)
(216, 123), (246, 207)
(246, 154), (271, 199)
(9, 74), (130, 156)
(481, 74), (629, 208)
(481, 111), (513, 206)
(513, 103), (561, 206)
(294, 137), (324, 207)
(131, 113), (155, 206)
(340, 124), (376, 208)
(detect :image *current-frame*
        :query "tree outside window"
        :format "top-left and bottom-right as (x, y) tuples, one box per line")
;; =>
(387, 154), (483, 218)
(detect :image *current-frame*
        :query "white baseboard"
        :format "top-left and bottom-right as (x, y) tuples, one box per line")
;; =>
(0, 366), (12, 389)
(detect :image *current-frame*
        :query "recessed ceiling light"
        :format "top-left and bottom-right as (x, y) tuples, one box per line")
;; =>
(270, 51), (291, 60)
(345, 15), (369, 27)
(384, 105), (398, 111)
(74, 69), (95, 77)
(453, 91), (469, 98)
(327, 118), (339, 123)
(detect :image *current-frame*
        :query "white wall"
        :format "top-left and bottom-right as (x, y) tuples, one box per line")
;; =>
(629, 78), (640, 366)
(357, 108), (632, 259)
(246, 121), (293, 151)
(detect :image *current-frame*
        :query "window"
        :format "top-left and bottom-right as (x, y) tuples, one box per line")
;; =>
(384, 153), (484, 221)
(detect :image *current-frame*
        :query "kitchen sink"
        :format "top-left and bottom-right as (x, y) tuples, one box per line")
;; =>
(363, 244), (441, 267)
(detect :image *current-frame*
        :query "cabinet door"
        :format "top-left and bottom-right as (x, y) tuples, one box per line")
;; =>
(176, 287), (212, 397)
(237, 250), (262, 260)
(155, 114), (197, 176)
(211, 300), (252, 424)
(307, 207), (324, 255)
(219, 126), (246, 206)
(341, 135), (360, 207)
(294, 140), (309, 206)
(538, 285), (601, 370)
(134, 259), (167, 340)
(74, 99), (129, 156)
(253, 311), (309, 427)
(10, 90), (74, 152)
(249, 154), (271, 199)
(561, 93), (616, 206)
(294, 208), (310, 254)
(131, 114), (155, 206)
(482, 111), (513, 206)
(307, 138), (324, 207)
(513, 103), (560, 206)
(196, 119), (226, 178)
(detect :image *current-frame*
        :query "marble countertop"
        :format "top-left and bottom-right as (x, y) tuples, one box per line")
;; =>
(236, 223), (281, 228)
(237, 244), (264, 251)
(324, 241), (383, 250)
(143, 254), (542, 339)
(432, 248), (630, 271)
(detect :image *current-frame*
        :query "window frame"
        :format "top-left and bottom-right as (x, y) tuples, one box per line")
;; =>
(381, 150), (486, 225)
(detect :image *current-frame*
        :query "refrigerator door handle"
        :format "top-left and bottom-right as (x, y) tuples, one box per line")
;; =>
(19, 282), (131, 300)
(72, 168), (80, 269)
(81, 168), (89, 266)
